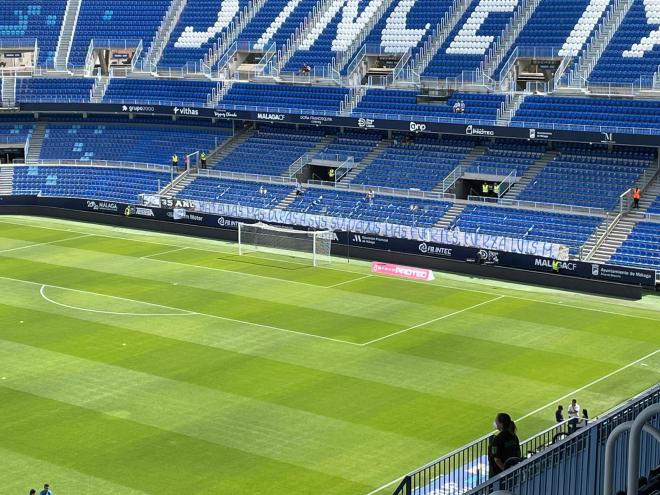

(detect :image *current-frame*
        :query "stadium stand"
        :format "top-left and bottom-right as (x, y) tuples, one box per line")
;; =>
(422, 0), (521, 79)
(159, 0), (248, 68)
(648, 194), (660, 214)
(0, 0), (67, 66)
(220, 83), (350, 112)
(610, 222), (660, 269)
(512, 95), (660, 131)
(516, 144), (654, 209)
(176, 176), (294, 208)
(38, 123), (231, 165)
(103, 78), (219, 106)
(68, 0), (171, 67)
(465, 139), (545, 176)
(0, 122), (33, 145)
(588, 0), (660, 84)
(351, 135), (474, 190)
(12, 165), (171, 202)
(211, 125), (326, 175)
(286, 187), (453, 226)
(15, 78), (94, 103)
(451, 205), (603, 255)
(316, 131), (383, 162)
(238, 0), (320, 51)
(353, 89), (505, 121)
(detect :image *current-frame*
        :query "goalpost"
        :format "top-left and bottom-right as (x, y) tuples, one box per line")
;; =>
(238, 222), (334, 266)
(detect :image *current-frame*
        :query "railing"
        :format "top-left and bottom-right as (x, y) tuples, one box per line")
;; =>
(308, 180), (457, 202)
(465, 385), (660, 495)
(466, 195), (607, 217)
(581, 212), (620, 261)
(345, 44), (368, 84)
(288, 152), (315, 177)
(463, 166), (520, 178)
(498, 169), (517, 197)
(195, 167), (298, 185)
(393, 384), (660, 495)
(333, 156), (355, 182)
(442, 164), (465, 192)
(25, 159), (171, 172)
(144, 0), (182, 70)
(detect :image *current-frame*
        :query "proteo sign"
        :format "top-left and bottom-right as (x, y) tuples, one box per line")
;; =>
(371, 262), (435, 281)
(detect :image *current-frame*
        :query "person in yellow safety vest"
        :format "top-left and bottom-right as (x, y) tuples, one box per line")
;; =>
(552, 259), (560, 273)
(482, 182), (490, 195)
(200, 152), (207, 169)
(494, 183), (501, 196)
(172, 154), (179, 169)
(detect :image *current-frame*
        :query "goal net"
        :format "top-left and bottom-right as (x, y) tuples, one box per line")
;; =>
(238, 222), (333, 266)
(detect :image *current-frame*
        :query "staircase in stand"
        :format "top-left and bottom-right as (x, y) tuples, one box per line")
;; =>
(431, 145), (488, 194)
(207, 127), (256, 168)
(580, 215), (614, 260)
(1, 75), (16, 107)
(163, 171), (196, 198)
(507, 149), (558, 199)
(341, 138), (393, 183)
(26, 122), (47, 164)
(90, 76), (110, 103)
(0, 166), (14, 195)
(144, 0), (188, 71)
(589, 217), (636, 264)
(54, 0), (83, 71)
(628, 172), (660, 221)
(496, 92), (526, 126)
(434, 203), (466, 229)
(481, 0), (544, 79)
(276, 190), (299, 209)
(411, 0), (473, 77)
(566, 0), (635, 87)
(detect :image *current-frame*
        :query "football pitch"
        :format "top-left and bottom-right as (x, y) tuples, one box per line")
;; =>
(0, 215), (658, 495)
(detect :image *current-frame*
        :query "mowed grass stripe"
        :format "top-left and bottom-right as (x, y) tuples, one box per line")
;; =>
(0, 388), (367, 495)
(0, 339), (445, 487)
(0, 301), (496, 444)
(0, 446), (149, 495)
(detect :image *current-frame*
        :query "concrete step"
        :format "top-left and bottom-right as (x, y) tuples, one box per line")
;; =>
(26, 122), (47, 163)
(275, 190), (298, 209)
(343, 138), (393, 183)
(145, 0), (188, 70)
(54, 0), (83, 70)
(508, 149), (558, 199)
(432, 145), (488, 194)
(434, 203), (466, 229)
(208, 127), (256, 168)
(589, 219), (636, 263)
(0, 166), (14, 195)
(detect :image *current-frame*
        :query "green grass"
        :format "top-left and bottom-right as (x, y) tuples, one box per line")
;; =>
(0, 215), (658, 495)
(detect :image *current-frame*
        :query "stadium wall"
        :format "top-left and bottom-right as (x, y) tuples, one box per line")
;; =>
(0, 195), (651, 299)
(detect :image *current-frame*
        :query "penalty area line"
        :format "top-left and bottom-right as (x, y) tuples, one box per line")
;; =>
(362, 347), (660, 495)
(0, 275), (362, 347)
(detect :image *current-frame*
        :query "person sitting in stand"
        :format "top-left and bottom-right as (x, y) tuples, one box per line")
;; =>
(453, 101), (461, 113)
(459, 100), (466, 113)
(295, 184), (304, 196)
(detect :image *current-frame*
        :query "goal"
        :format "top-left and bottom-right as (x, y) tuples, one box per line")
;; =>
(238, 222), (333, 266)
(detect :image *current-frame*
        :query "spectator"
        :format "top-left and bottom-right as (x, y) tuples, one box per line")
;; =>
(365, 188), (375, 205)
(453, 102), (460, 113)
(568, 398), (580, 433)
(459, 100), (466, 113)
(295, 184), (304, 196)
(488, 412), (522, 478)
(633, 186), (641, 209)
(200, 152), (207, 169)
(171, 153), (178, 170)
(29, 490), (36, 495)
(39, 484), (52, 495)
(555, 405), (564, 423)
(581, 409), (589, 426)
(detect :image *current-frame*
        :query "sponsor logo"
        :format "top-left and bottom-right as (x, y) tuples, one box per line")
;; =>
(257, 113), (286, 121)
(300, 115), (334, 124)
(130, 206), (155, 217)
(534, 258), (576, 271)
(529, 128), (536, 139)
(352, 234), (388, 246)
(168, 210), (204, 222)
(371, 262), (434, 281)
(409, 121), (427, 133)
(357, 117), (375, 129)
(465, 124), (494, 136)
(601, 132), (615, 144)
(122, 105), (155, 113)
(86, 200), (118, 212)
(478, 249), (499, 264)
(173, 106), (199, 116)
(213, 110), (238, 118)
(591, 264), (600, 276)
(418, 242), (452, 257)
(217, 216), (240, 228)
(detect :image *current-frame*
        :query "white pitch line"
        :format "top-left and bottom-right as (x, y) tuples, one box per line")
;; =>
(360, 295), (506, 346)
(363, 347), (660, 495)
(140, 246), (189, 259)
(0, 275), (362, 347)
(39, 285), (193, 317)
(326, 274), (372, 289)
(1, 218), (659, 322)
(0, 233), (93, 254)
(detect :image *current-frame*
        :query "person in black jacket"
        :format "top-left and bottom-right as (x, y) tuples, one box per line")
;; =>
(488, 412), (522, 477)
